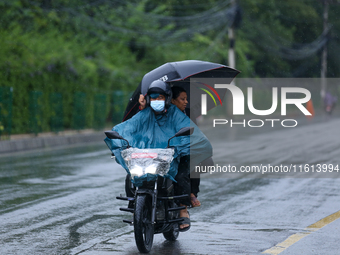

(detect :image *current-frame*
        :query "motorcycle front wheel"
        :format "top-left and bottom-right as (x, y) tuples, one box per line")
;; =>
(134, 194), (154, 253)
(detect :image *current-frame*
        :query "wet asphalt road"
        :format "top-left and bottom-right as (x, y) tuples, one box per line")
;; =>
(1, 116), (340, 255)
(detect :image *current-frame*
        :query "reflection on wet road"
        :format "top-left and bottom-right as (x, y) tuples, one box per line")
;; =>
(0, 117), (340, 254)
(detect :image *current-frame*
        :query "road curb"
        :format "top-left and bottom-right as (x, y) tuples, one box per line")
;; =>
(0, 131), (106, 154)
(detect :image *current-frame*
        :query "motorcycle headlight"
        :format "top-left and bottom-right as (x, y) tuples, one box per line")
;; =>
(145, 164), (157, 174)
(130, 165), (143, 177)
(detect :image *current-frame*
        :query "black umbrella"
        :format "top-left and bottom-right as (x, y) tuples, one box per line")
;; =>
(123, 60), (239, 121)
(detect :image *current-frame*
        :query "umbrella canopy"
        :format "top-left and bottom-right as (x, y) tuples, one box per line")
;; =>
(123, 60), (239, 121)
(140, 60), (239, 94)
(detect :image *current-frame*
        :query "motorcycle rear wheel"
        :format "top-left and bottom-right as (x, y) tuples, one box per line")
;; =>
(163, 224), (179, 241)
(134, 194), (154, 253)
(163, 200), (179, 241)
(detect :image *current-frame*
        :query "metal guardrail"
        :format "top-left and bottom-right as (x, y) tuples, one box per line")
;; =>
(72, 92), (86, 131)
(112, 91), (129, 124)
(0, 88), (131, 140)
(50, 92), (63, 133)
(29, 91), (43, 135)
(94, 93), (107, 130)
(0, 87), (13, 140)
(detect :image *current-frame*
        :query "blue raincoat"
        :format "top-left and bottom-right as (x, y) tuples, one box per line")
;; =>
(104, 104), (212, 186)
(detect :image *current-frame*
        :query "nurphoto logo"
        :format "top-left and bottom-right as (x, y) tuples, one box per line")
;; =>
(192, 79), (313, 128)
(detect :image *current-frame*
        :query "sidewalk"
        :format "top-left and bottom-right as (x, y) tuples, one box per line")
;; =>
(0, 129), (107, 155)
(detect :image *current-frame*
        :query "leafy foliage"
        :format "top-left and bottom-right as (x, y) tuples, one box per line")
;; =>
(1, 0), (340, 135)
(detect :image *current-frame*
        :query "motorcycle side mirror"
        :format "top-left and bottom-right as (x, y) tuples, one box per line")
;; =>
(174, 127), (194, 137)
(104, 130), (130, 148)
(105, 130), (123, 140)
(167, 127), (194, 148)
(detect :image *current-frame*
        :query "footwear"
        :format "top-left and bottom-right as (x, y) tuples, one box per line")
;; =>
(190, 194), (201, 207)
(178, 210), (190, 232)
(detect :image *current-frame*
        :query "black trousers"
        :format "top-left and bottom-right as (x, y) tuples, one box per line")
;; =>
(174, 156), (191, 206)
(190, 177), (200, 198)
(190, 157), (214, 198)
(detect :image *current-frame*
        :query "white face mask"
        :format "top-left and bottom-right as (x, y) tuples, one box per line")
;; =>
(150, 100), (165, 112)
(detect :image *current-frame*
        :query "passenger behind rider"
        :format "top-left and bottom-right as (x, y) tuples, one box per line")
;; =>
(170, 86), (201, 207)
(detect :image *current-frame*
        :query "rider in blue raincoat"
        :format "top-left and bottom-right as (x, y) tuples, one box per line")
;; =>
(104, 80), (212, 231)
(105, 80), (212, 183)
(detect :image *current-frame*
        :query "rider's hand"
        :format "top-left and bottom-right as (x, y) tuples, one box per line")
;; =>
(139, 94), (146, 110)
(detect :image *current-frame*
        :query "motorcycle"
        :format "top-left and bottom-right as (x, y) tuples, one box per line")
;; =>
(105, 126), (194, 253)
